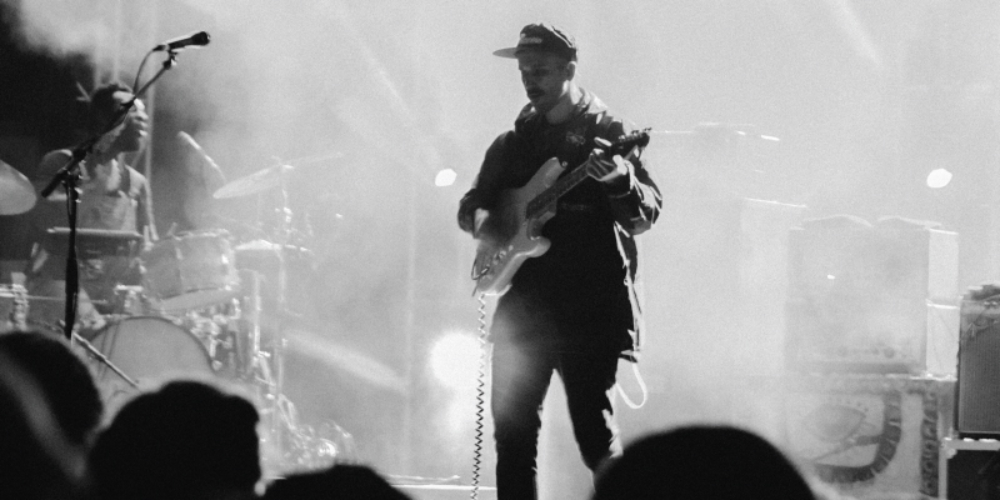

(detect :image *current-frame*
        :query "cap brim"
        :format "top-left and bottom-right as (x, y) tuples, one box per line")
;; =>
(492, 47), (519, 59)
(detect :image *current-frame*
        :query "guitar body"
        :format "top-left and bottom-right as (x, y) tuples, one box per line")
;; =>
(472, 157), (565, 296)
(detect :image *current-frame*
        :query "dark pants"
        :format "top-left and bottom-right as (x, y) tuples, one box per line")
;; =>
(491, 336), (622, 500)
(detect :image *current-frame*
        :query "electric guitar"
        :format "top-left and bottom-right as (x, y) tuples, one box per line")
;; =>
(471, 129), (650, 296)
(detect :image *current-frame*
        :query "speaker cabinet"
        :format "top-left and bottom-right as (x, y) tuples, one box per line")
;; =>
(957, 287), (1000, 437)
(786, 216), (958, 374)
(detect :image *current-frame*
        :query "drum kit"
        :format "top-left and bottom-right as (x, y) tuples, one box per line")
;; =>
(0, 158), (351, 474)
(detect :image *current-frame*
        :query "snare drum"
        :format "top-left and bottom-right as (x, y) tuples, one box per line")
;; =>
(87, 316), (215, 417)
(0, 284), (27, 333)
(141, 231), (240, 312)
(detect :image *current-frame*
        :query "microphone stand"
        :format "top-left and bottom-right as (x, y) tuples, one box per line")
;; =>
(40, 50), (178, 341)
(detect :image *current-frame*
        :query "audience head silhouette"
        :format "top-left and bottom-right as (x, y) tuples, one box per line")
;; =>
(89, 380), (261, 500)
(593, 425), (815, 500)
(263, 464), (412, 500)
(0, 350), (86, 500)
(0, 331), (103, 447)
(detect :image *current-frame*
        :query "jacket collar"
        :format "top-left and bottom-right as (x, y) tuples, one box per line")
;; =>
(514, 87), (605, 130)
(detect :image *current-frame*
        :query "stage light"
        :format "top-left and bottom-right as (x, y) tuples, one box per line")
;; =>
(926, 168), (952, 189)
(435, 168), (457, 187)
(429, 331), (481, 390)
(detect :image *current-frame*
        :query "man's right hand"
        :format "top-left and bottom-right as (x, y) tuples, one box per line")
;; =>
(473, 208), (491, 237)
(458, 192), (485, 234)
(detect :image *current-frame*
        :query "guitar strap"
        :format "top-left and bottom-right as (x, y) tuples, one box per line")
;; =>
(589, 112), (649, 365)
(119, 161), (132, 197)
(572, 111), (615, 160)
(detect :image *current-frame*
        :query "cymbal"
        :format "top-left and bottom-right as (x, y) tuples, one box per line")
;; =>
(234, 239), (315, 270)
(234, 239), (282, 252)
(213, 164), (295, 199)
(0, 160), (36, 215)
(234, 239), (311, 254)
(281, 151), (344, 166)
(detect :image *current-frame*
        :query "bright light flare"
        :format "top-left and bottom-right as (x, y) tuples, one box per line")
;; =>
(926, 168), (952, 189)
(429, 331), (481, 390)
(435, 168), (457, 187)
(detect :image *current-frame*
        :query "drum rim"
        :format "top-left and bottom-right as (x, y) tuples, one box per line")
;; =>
(92, 315), (215, 366)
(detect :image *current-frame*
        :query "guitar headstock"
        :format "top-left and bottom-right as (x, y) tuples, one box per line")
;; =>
(602, 127), (651, 160)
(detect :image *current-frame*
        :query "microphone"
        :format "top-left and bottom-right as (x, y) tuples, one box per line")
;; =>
(154, 31), (210, 52)
(178, 131), (226, 183)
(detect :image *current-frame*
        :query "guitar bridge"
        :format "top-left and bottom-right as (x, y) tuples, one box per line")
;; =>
(471, 259), (491, 281)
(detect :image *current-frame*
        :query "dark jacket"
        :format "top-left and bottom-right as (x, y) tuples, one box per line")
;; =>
(458, 88), (661, 358)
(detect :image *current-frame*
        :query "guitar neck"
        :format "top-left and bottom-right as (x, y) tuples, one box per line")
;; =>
(525, 162), (592, 219)
(522, 129), (649, 221)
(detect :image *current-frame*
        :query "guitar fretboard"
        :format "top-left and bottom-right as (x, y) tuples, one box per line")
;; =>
(524, 162), (592, 220)
(521, 129), (649, 222)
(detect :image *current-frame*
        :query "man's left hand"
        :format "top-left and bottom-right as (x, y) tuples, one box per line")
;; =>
(587, 149), (628, 183)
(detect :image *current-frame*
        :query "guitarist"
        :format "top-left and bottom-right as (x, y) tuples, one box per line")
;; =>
(457, 23), (662, 500)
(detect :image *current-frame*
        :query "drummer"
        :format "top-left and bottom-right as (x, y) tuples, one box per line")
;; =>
(27, 82), (156, 337)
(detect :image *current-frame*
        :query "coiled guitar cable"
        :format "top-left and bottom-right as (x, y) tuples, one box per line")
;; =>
(470, 292), (489, 500)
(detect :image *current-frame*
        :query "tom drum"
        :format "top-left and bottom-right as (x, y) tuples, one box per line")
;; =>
(141, 231), (240, 312)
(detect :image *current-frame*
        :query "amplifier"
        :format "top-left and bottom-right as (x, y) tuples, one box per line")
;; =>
(785, 216), (959, 374)
(785, 299), (958, 375)
(787, 216), (958, 303)
(956, 286), (1000, 437)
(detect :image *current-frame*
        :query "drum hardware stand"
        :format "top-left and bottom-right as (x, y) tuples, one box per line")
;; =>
(246, 161), (332, 473)
(70, 332), (139, 389)
(39, 49), (179, 341)
(238, 267), (283, 469)
(267, 160), (293, 467)
(240, 271), (271, 383)
(211, 155), (338, 471)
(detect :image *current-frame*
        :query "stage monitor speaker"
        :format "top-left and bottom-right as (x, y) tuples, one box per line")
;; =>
(957, 286), (1000, 437)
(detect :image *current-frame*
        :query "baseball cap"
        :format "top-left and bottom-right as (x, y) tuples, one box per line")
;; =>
(493, 23), (577, 61)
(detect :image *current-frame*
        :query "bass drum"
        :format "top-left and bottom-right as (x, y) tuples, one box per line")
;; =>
(87, 316), (215, 418)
